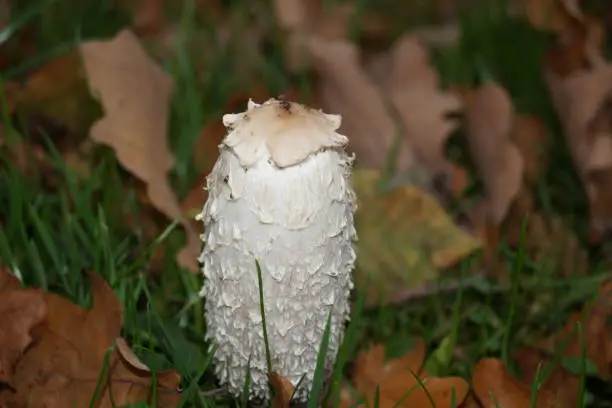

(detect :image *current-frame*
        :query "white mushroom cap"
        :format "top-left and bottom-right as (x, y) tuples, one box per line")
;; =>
(222, 98), (348, 168)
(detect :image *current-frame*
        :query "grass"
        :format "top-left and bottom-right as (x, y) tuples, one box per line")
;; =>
(1, 0), (612, 407)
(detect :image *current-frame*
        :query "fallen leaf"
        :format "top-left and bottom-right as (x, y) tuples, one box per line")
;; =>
(546, 65), (612, 239)
(0, 272), (122, 407)
(353, 341), (425, 397)
(472, 358), (561, 408)
(269, 372), (295, 408)
(0, 268), (46, 385)
(80, 28), (199, 272)
(464, 82), (524, 225)
(308, 37), (416, 173)
(105, 337), (182, 407)
(353, 169), (481, 306)
(513, 347), (580, 408)
(381, 35), (463, 192)
(0, 272), (182, 408)
(349, 340), (469, 408)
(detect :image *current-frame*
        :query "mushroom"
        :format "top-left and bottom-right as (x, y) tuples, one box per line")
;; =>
(197, 98), (357, 402)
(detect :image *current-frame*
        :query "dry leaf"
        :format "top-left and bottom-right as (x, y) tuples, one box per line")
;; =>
(0, 268), (46, 385)
(80, 28), (199, 272)
(349, 340), (469, 408)
(472, 358), (561, 408)
(308, 37), (416, 173)
(464, 83), (524, 225)
(546, 65), (612, 238)
(382, 35), (463, 191)
(0, 272), (182, 408)
(104, 337), (182, 407)
(353, 169), (481, 306)
(269, 373), (296, 408)
(0, 273), (122, 407)
(513, 347), (580, 408)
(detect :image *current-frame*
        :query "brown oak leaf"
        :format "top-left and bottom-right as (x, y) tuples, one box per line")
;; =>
(80, 28), (199, 272)
(0, 268), (46, 385)
(346, 339), (469, 408)
(472, 358), (560, 408)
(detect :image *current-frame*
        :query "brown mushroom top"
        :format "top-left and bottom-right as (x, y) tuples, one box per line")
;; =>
(222, 98), (348, 168)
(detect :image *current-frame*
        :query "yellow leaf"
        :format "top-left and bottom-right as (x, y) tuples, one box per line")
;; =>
(353, 169), (481, 306)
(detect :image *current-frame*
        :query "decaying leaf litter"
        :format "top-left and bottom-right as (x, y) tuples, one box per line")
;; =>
(2, 0), (612, 406)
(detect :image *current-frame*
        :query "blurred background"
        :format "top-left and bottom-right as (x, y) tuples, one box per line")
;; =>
(3, 0), (612, 407)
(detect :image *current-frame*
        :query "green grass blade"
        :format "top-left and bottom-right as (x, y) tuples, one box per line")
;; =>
(307, 309), (333, 408)
(255, 259), (273, 377)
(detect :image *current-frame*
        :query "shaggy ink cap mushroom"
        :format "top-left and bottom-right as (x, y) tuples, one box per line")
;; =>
(198, 98), (357, 402)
